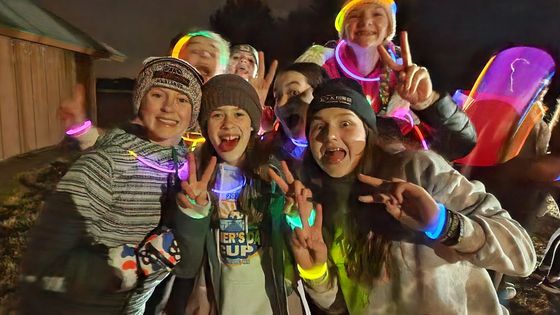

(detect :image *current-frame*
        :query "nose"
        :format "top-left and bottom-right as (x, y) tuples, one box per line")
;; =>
(358, 13), (373, 27)
(318, 125), (337, 142)
(161, 94), (176, 112)
(221, 113), (234, 128)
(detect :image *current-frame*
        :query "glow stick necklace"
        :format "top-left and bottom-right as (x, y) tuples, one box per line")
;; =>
(335, 40), (381, 83)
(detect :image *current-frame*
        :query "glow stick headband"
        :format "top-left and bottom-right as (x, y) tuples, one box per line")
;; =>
(171, 31), (229, 66)
(334, 0), (397, 33)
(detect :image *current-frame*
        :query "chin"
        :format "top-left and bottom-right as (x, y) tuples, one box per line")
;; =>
(321, 164), (350, 178)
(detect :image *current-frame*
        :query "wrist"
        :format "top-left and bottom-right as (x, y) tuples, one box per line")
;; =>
(66, 120), (92, 137)
(424, 203), (447, 240)
(413, 91), (440, 110)
(297, 262), (328, 281)
(439, 209), (464, 246)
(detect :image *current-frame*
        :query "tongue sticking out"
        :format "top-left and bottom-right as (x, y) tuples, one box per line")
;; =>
(325, 150), (346, 164)
(219, 139), (239, 152)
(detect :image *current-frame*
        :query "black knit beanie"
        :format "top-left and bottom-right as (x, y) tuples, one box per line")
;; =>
(307, 78), (378, 135)
(199, 74), (262, 135)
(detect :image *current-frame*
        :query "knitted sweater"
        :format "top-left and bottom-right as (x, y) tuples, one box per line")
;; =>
(304, 150), (536, 315)
(20, 127), (209, 315)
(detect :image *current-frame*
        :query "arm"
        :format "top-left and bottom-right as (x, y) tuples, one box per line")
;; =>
(173, 154), (216, 279)
(414, 93), (477, 161)
(20, 150), (120, 295)
(172, 197), (212, 279)
(414, 151), (536, 277)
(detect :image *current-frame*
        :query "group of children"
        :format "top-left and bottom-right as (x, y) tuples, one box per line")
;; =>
(19, 0), (560, 314)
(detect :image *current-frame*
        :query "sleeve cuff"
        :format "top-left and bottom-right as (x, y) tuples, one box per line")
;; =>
(449, 213), (486, 254)
(73, 126), (100, 150)
(177, 193), (211, 219)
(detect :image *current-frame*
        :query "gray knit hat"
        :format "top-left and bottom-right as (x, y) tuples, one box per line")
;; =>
(199, 74), (262, 134)
(231, 44), (259, 67)
(133, 57), (204, 130)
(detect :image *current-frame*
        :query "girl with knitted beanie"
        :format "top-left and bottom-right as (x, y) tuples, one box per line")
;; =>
(269, 78), (536, 315)
(20, 57), (209, 315)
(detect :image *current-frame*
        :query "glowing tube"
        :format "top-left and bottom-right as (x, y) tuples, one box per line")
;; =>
(286, 209), (316, 231)
(335, 40), (381, 83)
(425, 203), (447, 239)
(211, 176), (247, 194)
(65, 120), (92, 136)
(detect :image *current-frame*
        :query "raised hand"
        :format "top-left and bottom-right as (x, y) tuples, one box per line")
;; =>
(378, 31), (436, 109)
(58, 84), (87, 130)
(268, 161), (327, 269)
(177, 154), (217, 208)
(249, 51), (278, 108)
(357, 174), (440, 233)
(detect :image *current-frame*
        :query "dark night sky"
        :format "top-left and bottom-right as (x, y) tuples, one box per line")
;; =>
(35, 0), (312, 78)
(35, 0), (560, 99)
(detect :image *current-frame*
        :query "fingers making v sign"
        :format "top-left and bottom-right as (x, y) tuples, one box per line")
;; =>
(378, 31), (437, 109)
(357, 174), (440, 234)
(249, 51), (278, 108)
(176, 153), (217, 209)
(268, 161), (327, 269)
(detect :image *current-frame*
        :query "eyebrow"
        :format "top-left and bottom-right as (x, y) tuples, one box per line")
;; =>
(312, 112), (358, 121)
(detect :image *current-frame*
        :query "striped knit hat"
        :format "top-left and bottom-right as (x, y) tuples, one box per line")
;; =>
(335, 0), (397, 42)
(133, 57), (204, 130)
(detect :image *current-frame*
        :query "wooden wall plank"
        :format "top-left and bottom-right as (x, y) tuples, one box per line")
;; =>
(14, 40), (37, 152)
(0, 36), (22, 158)
(44, 46), (63, 145)
(30, 44), (51, 148)
(75, 53), (96, 124)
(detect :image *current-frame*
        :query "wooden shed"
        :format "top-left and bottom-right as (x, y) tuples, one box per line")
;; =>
(0, 0), (124, 159)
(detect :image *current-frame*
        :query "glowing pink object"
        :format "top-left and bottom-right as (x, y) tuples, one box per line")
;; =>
(335, 40), (380, 82)
(413, 126), (429, 151)
(455, 47), (555, 166)
(65, 120), (92, 136)
(129, 150), (189, 181)
(390, 108), (415, 128)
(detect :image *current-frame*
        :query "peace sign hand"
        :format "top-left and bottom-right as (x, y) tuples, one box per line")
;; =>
(249, 51), (278, 108)
(357, 174), (440, 233)
(177, 154), (217, 208)
(378, 31), (436, 110)
(267, 161), (327, 269)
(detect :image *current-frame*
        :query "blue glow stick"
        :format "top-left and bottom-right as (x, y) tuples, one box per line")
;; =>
(424, 203), (447, 240)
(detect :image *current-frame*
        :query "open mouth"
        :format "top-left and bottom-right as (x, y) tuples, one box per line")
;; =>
(236, 65), (248, 74)
(323, 147), (347, 164)
(218, 135), (240, 152)
(157, 117), (179, 126)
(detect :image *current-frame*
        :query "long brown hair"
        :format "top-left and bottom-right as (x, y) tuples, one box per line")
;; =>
(302, 125), (394, 283)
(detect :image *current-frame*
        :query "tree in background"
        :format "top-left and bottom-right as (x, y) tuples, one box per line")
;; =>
(210, 0), (340, 68)
(210, 0), (278, 59)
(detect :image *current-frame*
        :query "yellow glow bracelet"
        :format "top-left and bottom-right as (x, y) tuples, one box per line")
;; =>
(297, 263), (328, 281)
